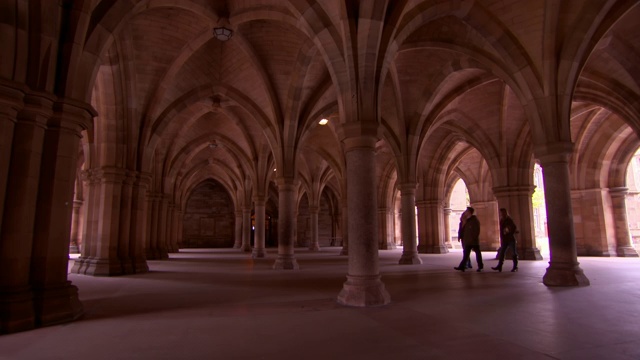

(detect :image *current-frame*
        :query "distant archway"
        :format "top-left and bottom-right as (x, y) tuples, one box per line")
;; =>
(447, 178), (469, 249)
(182, 180), (235, 248)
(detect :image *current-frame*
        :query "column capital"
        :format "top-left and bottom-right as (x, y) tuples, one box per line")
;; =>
(534, 141), (573, 165)
(398, 182), (417, 193)
(609, 187), (629, 197)
(50, 98), (96, 133)
(253, 197), (267, 206)
(19, 92), (56, 127)
(0, 80), (26, 118)
(337, 122), (379, 143)
(93, 166), (128, 183)
(276, 177), (297, 190)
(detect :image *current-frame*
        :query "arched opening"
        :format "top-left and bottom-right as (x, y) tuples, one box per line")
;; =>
(625, 148), (640, 253)
(447, 178), (469, 249)
(532, 163), (548, 257)
(182, 180), (235, 248)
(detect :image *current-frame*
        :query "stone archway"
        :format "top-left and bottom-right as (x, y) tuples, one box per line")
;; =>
(182, 180), (235, 248)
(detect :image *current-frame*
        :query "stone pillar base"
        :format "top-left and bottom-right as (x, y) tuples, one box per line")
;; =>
(241, 244), (252, 253)
(119, 257), (134, 274)
(419, 245), (448, 254)
(617, 246), (639, 257)
(252, 248), (266, 258)
(543, 262), (590, 287)
(146, 248), (169, 260)
(309, 244), (320, 251)
(337, 275), (391, 307)
(71, 258), (122, 276)
(33, 281), (83, 327)
(272, 255), (299, 270)
(158, 249), (169, 259)
(398, 251), (422, 265)
(131, 257), (149, 274)
(0, 286), (35, 333)
(521, 247), (543, 260)
(340, 248), (348, 256)
(381, 241), (396, 250)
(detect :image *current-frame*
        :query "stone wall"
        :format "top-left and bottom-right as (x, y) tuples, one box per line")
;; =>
(182, 181), (235, 248)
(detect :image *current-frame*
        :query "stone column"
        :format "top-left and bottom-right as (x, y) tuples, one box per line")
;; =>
(117, 173), (134, 274)
(233, 210), (242, 248)
(609, 187), (638, 257)
(169, 205), (180, 252)
(417, 200), (448, 253)
(164, 203), (177, 253)
(340, 204), (348, 255)
(0, 93), (52, 333)
(493, 185), (542, 260)
(537, 143), (590, 286)
(443, 207), (452, 249)
(416, 200), (428, 253)
(399, 183), (421, 264)
(0, 82), (23, 233)
(30, 100), (93, 326)
(129, 173), (150, 273)
(337, 134), (390, 306)
(273, 180), (299, 269)
(157, 196), (169, 259)
(71, 171), (98, 273)
(241, 206), (252, 252)
(378, 207), (396, 250)
(176, 210), (184, 248)
(308, 206), (320, 251)
(293, 210), (300, 247)
(165, 204), (175, 253)
(69, 199), (83, 254)
(74, 167), (126, 274)
(146, 193), (161, 259)
(252, 198), (267, 258)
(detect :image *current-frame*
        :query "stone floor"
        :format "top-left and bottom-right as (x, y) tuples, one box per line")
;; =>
(1, 247), (640, 360)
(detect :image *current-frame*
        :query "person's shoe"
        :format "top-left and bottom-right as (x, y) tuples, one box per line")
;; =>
(491, 266), (502, 272)
(476, 268), (483, 272)
(466, 264), (472, 269)
(454, 266), (465, 272)
(511, 267), (518, 272)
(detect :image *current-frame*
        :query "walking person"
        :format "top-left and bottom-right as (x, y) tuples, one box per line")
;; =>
(454, 207), (483, 272)
(492, 208), (519, 272)
(457, 209), (472, 269)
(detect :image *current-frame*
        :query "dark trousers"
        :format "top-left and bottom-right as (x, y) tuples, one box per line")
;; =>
(497, 240), (518, 268)
(459, 244), (483, 269)
(460, 241), (472, 268)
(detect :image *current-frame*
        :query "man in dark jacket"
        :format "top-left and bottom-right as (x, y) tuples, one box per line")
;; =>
(492, 208), (519, 272)
(457, 209), (473, 269)
(454, 207), (483, 272)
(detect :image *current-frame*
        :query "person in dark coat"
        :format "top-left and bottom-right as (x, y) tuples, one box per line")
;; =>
(457, 209), (473, 269)
(454, 207), (483, 272)
(492, 208), (519, 272)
